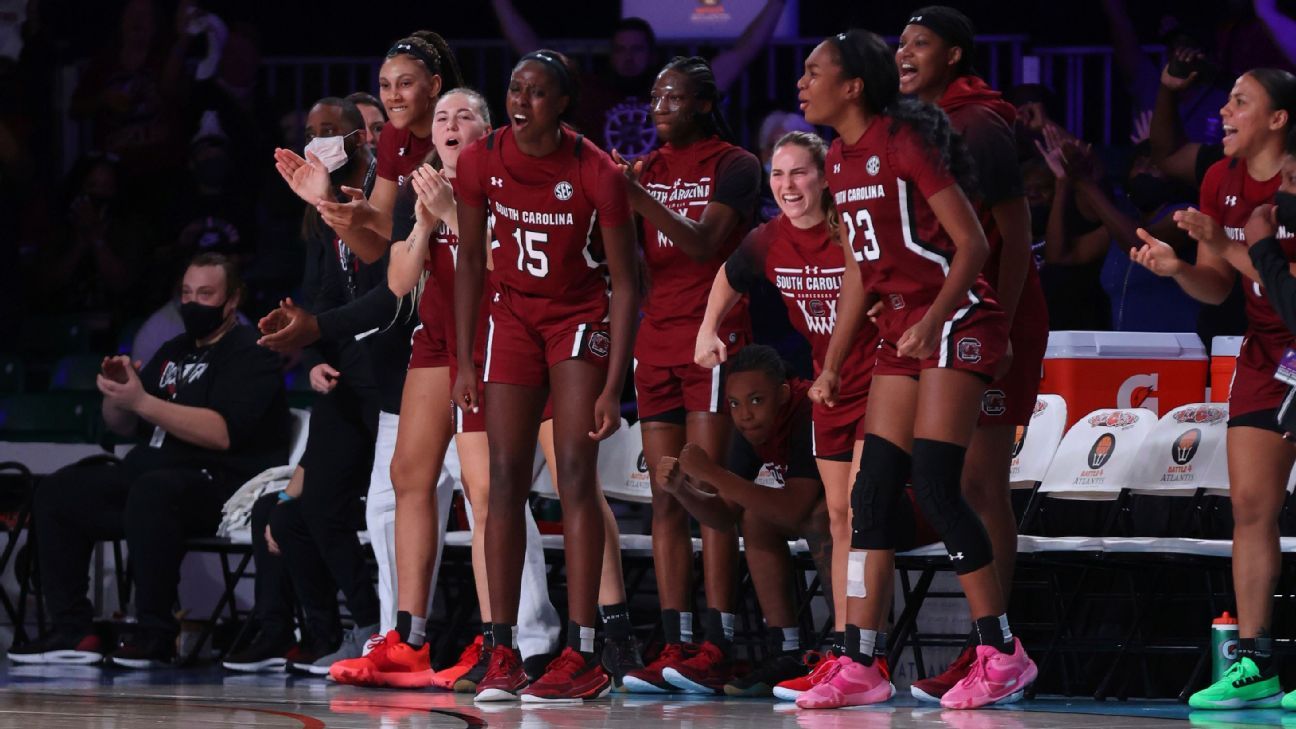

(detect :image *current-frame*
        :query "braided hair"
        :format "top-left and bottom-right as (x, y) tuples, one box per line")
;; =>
(826, 29), (976, 193)
(659, 56), (737, 143)
(387, 30), (464, 92)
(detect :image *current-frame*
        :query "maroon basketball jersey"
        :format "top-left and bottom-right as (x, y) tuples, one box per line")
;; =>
(824, 118), (998, 312)
(377, 125), (433, 187)
(420, 182), (491, 364)
(737, 214), (877, 398)
(636, 136), (755, 364)
(458, 126), (630, 317)
(1200, 158), (1296, 343)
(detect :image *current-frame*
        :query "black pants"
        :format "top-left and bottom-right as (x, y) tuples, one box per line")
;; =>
(251, 493), (340, 642)
(35, 461), (236, 636)
(286, 381), (380, 628)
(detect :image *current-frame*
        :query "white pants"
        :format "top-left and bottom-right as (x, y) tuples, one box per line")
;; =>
(365, 411), (560, 658)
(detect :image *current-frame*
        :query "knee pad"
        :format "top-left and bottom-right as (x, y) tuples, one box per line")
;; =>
(910, 438), (992, 574)
(850, 435), (911, 550)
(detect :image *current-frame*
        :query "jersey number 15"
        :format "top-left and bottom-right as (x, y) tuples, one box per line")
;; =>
(512, 228), (549, 277)
(842, 209), (881, 262)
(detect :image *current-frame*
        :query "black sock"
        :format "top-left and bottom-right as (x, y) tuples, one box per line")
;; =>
(829, 630), (847, 657)
(973, 614), (1013, 654)
(843, 624), (875, 665)
(566, 621), (597, 659)
(490, 623), (517, 650)
(396, 611), (412, 644)
(875, 631), (887, 658)
(1239, 636), (1276, 677)
(702, 608), (734, 655)
(600, 602), (632, 643)
(662, 609), (683, 645)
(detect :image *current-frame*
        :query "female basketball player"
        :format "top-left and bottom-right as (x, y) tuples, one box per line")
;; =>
(1131, 67), (1296, 711)
(797, 29), (1036, 710)
(453, 50), (639, 703)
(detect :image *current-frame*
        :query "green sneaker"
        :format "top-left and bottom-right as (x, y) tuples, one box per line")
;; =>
(1189, 658), (1283, 710)
(1283, 686), (1296, 711)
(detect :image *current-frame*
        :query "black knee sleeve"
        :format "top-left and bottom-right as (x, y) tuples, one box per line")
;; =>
(910, 438), (992, 574)
(850, 435), (911, 550)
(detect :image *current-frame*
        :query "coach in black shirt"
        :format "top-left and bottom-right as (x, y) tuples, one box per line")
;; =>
(9, 253), (289, 668)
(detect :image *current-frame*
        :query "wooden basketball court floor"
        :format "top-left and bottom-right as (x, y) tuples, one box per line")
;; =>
(0, 664), (1277, 728)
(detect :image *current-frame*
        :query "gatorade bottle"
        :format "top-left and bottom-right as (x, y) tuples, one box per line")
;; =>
(1212, 612), (1239, 681)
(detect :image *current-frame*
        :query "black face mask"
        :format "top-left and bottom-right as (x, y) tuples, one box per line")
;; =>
(180, 300), (228, 341)
(1127, 174), (1176, 213)
(1276, 191), (1296, 233)
(329, 141), (360, 186)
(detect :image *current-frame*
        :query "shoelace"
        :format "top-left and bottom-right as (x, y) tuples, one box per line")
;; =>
(943, 646), (976, 677)
(684, 642), (724, 668)
(806, 654), (839, 682)
(1223, 659), (1251, 684)
(647, 643), (687, 669)
(812, 658), (845, 687)
(488, 646), (516, 674)
(960, 649), (991, 688)
(543, 648), (587, 678)
(362, 633), (385, 653)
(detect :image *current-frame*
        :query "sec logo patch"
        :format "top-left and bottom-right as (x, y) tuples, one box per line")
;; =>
(554, 180), (574, 201)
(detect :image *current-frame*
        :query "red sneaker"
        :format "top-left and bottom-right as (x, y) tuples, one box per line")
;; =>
(661, 641), (733, 695)
(430, 635), (483, 690)
(519, 647), (612, 703)
(329, 630), (434, 688)
(474, 644), (528, 702)
(911, 645), (976, 703)
(772, 650), (838, 701)
(622, 642), (692, 694)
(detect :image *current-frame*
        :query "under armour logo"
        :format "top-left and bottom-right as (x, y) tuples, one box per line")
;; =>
(1225, 195), (1238, 206)
(833, 163), (841, 174)
(490, 177), (504, 188)
(949, 552), (965, 561)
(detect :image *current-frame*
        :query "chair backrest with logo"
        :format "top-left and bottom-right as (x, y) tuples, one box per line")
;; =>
(1128, 403), (1230, 497)
(1040, 408), (1157, 501)
(1009, 394), (1068, 488)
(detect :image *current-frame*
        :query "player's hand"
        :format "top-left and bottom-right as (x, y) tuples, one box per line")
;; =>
(256, 298), (321, 353)
(589, 390), (621, 441)
(897, 315), (941, 360)
(610, 149), (645, 186)
(317, 186), (376, 232)
(656, 456), (683, 496)
(309, 363), (340, 394)
(265, 523), (281, 556)
(1174, 207), (1227, 251)
(101, 355), (130, 384)
(411, 164), (455, 220)
(809, 368), (841, 408)
(866, 298), (884, 323)
(1130, 228), (1185, 277)
(1244, 204), (1279, 246)
(452, 365), (481, 414)
(258, 305), (292, 335)
(678, 442), (715, 479)
(694, 329), (728, 369)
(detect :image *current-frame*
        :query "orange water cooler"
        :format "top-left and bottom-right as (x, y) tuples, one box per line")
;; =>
(1209, 336), (1244, 404)
(1039, 331), (1208, 427)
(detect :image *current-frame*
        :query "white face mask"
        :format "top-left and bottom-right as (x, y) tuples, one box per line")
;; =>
(303, 129), (358, 172)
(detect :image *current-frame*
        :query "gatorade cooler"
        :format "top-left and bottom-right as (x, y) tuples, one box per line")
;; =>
(1040, 331), (1208, 427)
(1210, 336), (1244, 404)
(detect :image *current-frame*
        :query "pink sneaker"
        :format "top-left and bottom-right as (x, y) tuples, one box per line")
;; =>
(794, 656), (894, 709)
(940, 639), (1038, 710)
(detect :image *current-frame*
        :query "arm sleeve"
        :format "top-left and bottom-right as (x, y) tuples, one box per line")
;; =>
(1249, 237), (1296, 335)
(316, 253), (401, 342)
(960, 108), (1024, 207)
(208, 340), (287, 451)
(711, 150), (762, 218)
(724, 226), (770, 294)
(588, 148), (632, 227)
(889, 125), (958, 200)
(456, 139), (488, 209)
(391, 185), (417, 243)
(724, 430), (765, 482)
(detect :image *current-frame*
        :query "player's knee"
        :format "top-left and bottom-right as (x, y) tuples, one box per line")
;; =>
(850, 435), (909, 550)
(910, 438), (992, 574)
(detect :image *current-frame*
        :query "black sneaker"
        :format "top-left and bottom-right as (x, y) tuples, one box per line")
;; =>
(723, 652), (809, 697)
(8, 631), (104, 665)
(109, 633), (176, 669)
(452, 638), (493, 693)
(601, 636), (645, 691)
(222, 628), (296, 672)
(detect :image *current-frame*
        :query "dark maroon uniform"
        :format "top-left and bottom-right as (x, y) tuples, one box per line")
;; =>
(376, 125), (434, 188)
(725, 214), (878, 460)
(457, 126), (631, 387)
(633, 136), (760, 419)
(940, 77), (1049, 426)
(1199, 159), (1296, 421)
(825, 118), (1006, 380)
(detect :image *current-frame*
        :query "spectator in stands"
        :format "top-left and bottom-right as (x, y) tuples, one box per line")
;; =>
(8, 253), (289, 668)
(490, 1), (787, 159)
(1005, 83), (1063, 160)
(346, 91), (386, 148)
(1033, 124), (1113, 330)
(32, 152), (152, 321)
